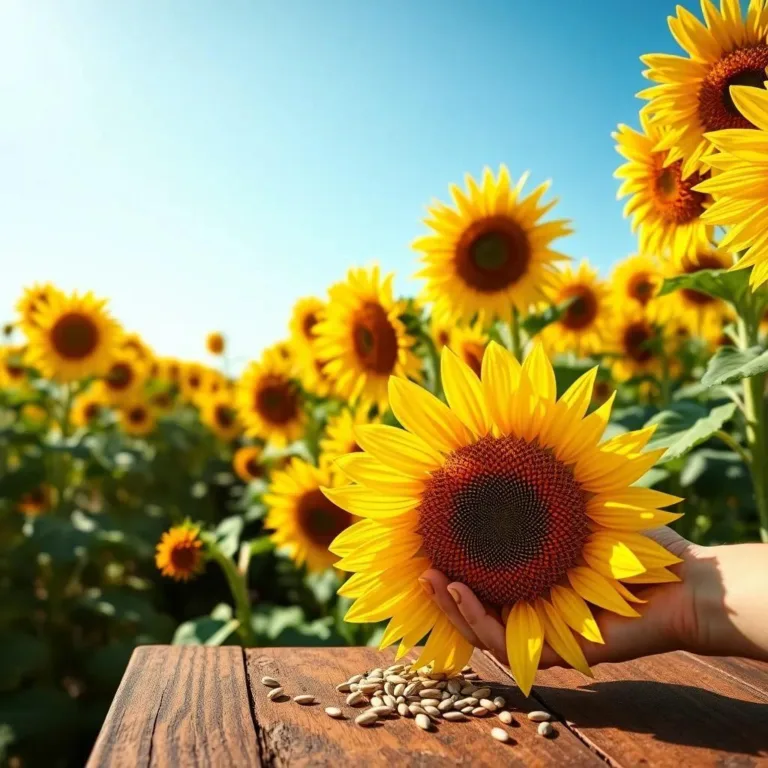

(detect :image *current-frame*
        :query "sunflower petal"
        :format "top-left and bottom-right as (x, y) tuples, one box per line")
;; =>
(582, 531), (647, 579)
(335, 453), (425, 495)
(322, 485), (419, 520)
(568, 566), (640, 618)
(354, 424), (443, 477)
(549, 584), (604, 644)
(441, 347), (491, 436)
(536, 598), (593, 676)
(522, 343), (556, 401)
(505, 601), (544, 697)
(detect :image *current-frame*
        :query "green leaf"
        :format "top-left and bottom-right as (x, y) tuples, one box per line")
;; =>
(658, 267), (750, 306)
(521, 300), (570, 337)
(680, 449), (747, 491)
(213, 515), (244, 558)
(172, 614), (238, 646)
(0, 633), (49, 691)
(649, 403), (736, 463)
(248, 536), (273, 556)
(701, 345), (768, 387)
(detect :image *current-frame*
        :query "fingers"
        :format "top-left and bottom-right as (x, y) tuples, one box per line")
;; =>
(445, 582), (508, 663)
(419, 570), (483, 648)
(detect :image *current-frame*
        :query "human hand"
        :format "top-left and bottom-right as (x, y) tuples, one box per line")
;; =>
(419, 528), (768, 669)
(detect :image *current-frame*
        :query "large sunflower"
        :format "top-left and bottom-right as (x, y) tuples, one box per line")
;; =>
(236, 350), (305, 447)
(199, 391), (242, 442)
(614, 111), (713, 260)
(319, 406), (378, 466)
(414, 165), (572, 324)
(290, 297), (325, 353)
(609, 254), (665, 315)
(313, 266), (421, 410)
(265, 458), (354, 572)
(24, 292), (121, 382)
(640, 0), (768, 179)
(16, 283), (64, 334)
(540, 261), (611, 357)
(323, 345), (683, 692)
(695, 84), (768, 289)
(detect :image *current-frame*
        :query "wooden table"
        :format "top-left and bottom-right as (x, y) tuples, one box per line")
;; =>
(87, 646), (768, 767)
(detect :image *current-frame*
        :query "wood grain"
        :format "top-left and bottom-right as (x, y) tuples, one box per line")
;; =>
(245, 647), (603, 767)
(87, 645), (260, 768)
(513, 651), (768, 767)
(689, 654), (768, 697)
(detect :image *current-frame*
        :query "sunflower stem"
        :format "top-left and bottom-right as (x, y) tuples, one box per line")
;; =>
(712, 430), (751, 466)
(207, 541), (256, 646)
(510, 307), (522, 361)
(737, 306), (768, 543)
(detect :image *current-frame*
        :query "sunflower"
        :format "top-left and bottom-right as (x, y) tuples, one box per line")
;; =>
(97, 353), (148, 405)
(608, 307), (669, 383)
(179, 362), (208, 403)
(118, 400), (156, 437)
(233, 445), (265, 483)
(694, 84), (768, 289)
(640, 0), (768, 179)
(540, 262), (610, 357)
(265, 458), (354, 572)
(661, 249), (734, 336)
(319, 406), (379, 465)
(3, 322), (14, 339)
(430, 314), (453, 351)
(609, 254), (666, 316)
(322, 344), (683, 692)
(149, 388), (175, 414)
(236, 349), (305, 447)
(0, 346), (27, 389)
(156, 357), (183, 386)
(71, 389), (107, 429)
(448, 323), (488, 378)
(414, 165), (572, 324)
(155, 523), (205, 582)
(290, 297), (325, 352)
(268, 340), (294, 364)
(296, 347), (336, 398)
(199, 392), (242, 442)
(16, 282), (64, 334)
(314, 266), (421, 410)
(17, 485), (56, 517)
(120, 332), (153, 362)
(206, 332), (225, 355)
(614, 111), (713, 260)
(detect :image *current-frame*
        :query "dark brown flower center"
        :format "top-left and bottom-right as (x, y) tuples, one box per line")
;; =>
(106, 362), (134, 391)
(461, 342), (486, 378)
(352, 302), (399, 374)
(418, 435), (589, 606)
(623, 321), (655, 363)
(50, 312), (100, 360)
(128, 406), (147, 425)
(651, 158), (708, 224)
(256, 376), (299, 425)
(84, 402), (101, 422)
(302, 312), (318, 340)
(560, 287), (599, 331)
(698, 45), (768, 130)
(244, 457), (262, 479)
(456, 216), (531, 293)
(628, 272), (656, 305)
(296, 489), (352, 548)
(215, 404), (236, 429)
(170, 542), (199, 572)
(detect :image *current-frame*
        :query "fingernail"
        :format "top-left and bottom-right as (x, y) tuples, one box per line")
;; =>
(447, 586), (461, 605)
(418, 578), (434, 596)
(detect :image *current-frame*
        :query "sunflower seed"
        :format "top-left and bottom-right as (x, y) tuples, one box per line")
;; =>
(370, 668), (384, 677)
(464, 672), (479, 680)
(293, 695), (315, 705)
(493, 696), (505, 708)
(350, 683), (360, 692)
(396, 696), (405, 704)
(415, 713), (432, 731)
(261, 676), (280, 688)
(479, 698), (497, 712)
(360, 683), (380, 694)
(325, 707), (343, 718)
(384, 682), (394, 696)
(348, 674), (363, 684)
(383, 695), (397, 708)
(491, 727), (510, 743)
(471, 707), (489, 717)
(424, 705), (441, 718)
(346, 691), (365, 706)
(473, 687), (491, 699)
(443, 711), (468, 722)
(420, 688), (442, 698)
(372, 705), (395, 716)
(356, 711), (379, 727)
(398, 703), (411, 717)
(404, 682), (420, 697)
(393, 683), (405, 697)
(438, 697), (456, 712)
(336, 682), (352, 693)
(498, 711), (515, 725)
(420, 698), (440, 707)
(387, 675), (408, 685)
(267, 687), (285, 701)
(528, 710), (551, 722)
(460, 684), (477, 695)
(538, 721), (555, 738)
(454, 697), (478, 709)
(409, 704), (427, 716)
(461, 706), (474, 714)
(447, 679), (463, 695)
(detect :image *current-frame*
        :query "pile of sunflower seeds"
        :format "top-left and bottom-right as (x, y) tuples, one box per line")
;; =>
(261, 663), (557, 744)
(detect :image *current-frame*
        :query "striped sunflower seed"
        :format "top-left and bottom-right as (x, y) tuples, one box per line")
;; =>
(397, 703), (411, 717)
(346, 691), (365, 706)
(473, 687), (491, 699)
(479, 698), (497, 712)
(355, 711), (378, 727)
(420, 698), (440, 707)
(336, 682), (352, 693)
(420, 688), (442, 698)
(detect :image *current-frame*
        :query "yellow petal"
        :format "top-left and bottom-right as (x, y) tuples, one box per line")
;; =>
(567, 566), (640, 618)
(505, 601), (544, 697)
(322, 485), (419, 520)
(335, 529), (422, 572)
(441, 347), (491, 436)
(522, 343), (556, 401)
(536, 598), (593, 676)
(622, 567), (681, 584)
(586, 500), (683, 531)
(481, 341), (522, 435)
(337, 570), (382, 598)
(335, 453), (425, 496)
(582, 531), (647, 579)
(388, 376), (473, 454)
(354, 424), (443, 477)
(614, 531), (684, 569)
(549, 584), (604, 644)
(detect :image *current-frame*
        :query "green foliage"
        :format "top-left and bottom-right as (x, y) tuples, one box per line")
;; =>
(647, 403), (737, 463)
(658, 267), (751, 307)
(702, 346), (768, 387)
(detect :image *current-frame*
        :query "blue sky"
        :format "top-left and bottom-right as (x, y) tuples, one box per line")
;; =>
(1, 0), (681, 364)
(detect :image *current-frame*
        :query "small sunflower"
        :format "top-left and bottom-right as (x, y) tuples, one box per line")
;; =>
(609, 254), (665, 315)
(608, 307), (668, 383)
(71, 390), (107, 429)
(206, 332), (225, 355)
(290, 297), (325, 353)
(414, 165), (572, 324)
(149, 388), (175, 414)
(265, 458), (354, 572)
(156, 357), (183, 386)
(614, 111), (713, 260)
(448, 323), (488, 378)
(323, 344), (682, 691)
(233, 445), (265, 483)
(540, 262), (611, 357)
(17, 485), (56, 517)
(695, 84), (768, 289)
(296, 347), (336, 399)
(3, 322), (14, 338)
(268, 340), (294, 364)
(98, 353), (148, 405)
(0, 346), (27, 389)
(24, 292), (121, 383)
(640, 0), (768, 178)
(200, 392), (242, 442)
(314, 266), (421, 410)
(120, 332), (153, 362)
(236, 350), (305, 447)
(118, 400), (156, 437)
(155, 523), (205, 582)
(430, 314), (453, 351)
(16, 283), (64, 334)
(179, 362), (208, 403)
(319, 407), (379, 465)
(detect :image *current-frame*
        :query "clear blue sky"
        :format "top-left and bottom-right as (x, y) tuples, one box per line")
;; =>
(1, 0), (680, 365)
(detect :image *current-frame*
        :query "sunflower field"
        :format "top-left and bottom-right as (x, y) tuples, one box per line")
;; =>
(4, 1), (768, 765)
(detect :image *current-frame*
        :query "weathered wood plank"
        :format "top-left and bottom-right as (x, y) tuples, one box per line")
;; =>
(245, 647), (603, 768)
(687, 653), (768, 697)
(515, 651), (768, 767)
(87, 645), (260, 768)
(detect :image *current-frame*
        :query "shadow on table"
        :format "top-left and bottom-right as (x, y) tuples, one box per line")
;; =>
(534, 680), (768, 756)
